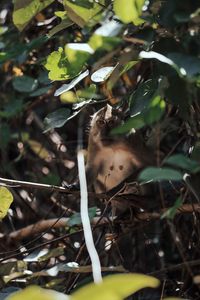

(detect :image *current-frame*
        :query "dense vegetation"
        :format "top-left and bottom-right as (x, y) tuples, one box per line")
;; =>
(0, 0), (200, 299)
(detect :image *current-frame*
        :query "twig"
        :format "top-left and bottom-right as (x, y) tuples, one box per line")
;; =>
(149, 258), (200, 277)
(0, 176), (69, 193)
(1, 204), (200, 242)
(0, 217), (109, 242)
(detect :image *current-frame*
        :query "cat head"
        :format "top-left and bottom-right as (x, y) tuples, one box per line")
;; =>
(90, 104), (123, 139)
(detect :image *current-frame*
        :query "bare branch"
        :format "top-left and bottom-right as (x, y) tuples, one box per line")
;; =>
(1, 204), (200, 242)
(0, 176), (69, 193)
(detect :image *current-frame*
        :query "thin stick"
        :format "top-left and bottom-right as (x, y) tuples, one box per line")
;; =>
(1, 203), (199, 243)
(77, 150), (102, 284)
(0, 177), (68, 193)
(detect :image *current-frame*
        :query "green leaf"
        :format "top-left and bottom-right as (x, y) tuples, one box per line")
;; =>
(48, 11), (73, 37)
(63, 0), (104, 28)
(89, 20), (122, 51)
(13, 0), (54, 31)
(139, 51), (200, 81)
(30, 86), (51, 97)
(0, 187), (13, 220)
(112, 92), (165, 134)
(161, 198), (183, 220)
(111, 114), (145, 134)
(45, 44), (93, 81)
(113, 0), (145, 25)
(65, 43), (94, 76)
(68, 207), (97, 227)
(89, 34), (121, 51)
(40, 173), (60, 185)
(44, 47), (70, 81)
(164, 154), (200, 173)
(54, 69), (89, 96)
(120, 61), (139, 77)
(167, 53), (200, 79)
(43, 108), (71, 132)
(66, 0), (93, 9)
(129, 79), (158, 116)
(0, 99), (24, 118)
(5, 285), (69, 300)
(117, 78), (166, 132)
(72, 273), (159, 300)
(139, 167), (183, 182)
(91, 66), (115, 83)
(0, 36), (47, 64)
(12, 76), (38, 93)
(48, 19), (73, 37)
(143, 95), (166, 124)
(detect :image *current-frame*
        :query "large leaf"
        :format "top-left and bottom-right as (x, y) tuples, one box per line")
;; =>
(164, 154), (200, 173)
(54, 70), (89, 96)
(13, 0), (54, 31)
(112, 77), (166, 134)
(12, 75), (38, 93)
(48, 11), (73, 37)
(43, 108), (71, 132)
(68, 207), (97, 227)
(45, 44), (93, 81)
(72, 273), (159, 300)
(129, 79), (158, 116)
(139, 51), (200, 80)
(0, 98), (24, 118)
(167, 53), (200, 79)
(113, 0), (145, 25)
(30, 86), (51, 97)
(139, 167), (183, 182)
(65, 43), (94, 76)
(44, 47), (70, 81)
(91, 67), (115, 83)
(112, 95), (165, 134)
(0, 187), (13, 220)
(63, 0), (104, 28)
(5, 285), (69, 300)
(0, 36), (47, 64)
(89, 20), (122, 51)
(111, 114), (145, 134)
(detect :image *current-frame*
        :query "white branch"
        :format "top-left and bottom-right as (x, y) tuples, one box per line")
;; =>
(77, 150), (102, 284)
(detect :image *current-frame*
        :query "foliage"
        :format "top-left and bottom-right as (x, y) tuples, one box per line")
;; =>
(0, 0), (200, 299)
(5, 274), (160, 300)
(0, 187), (13, 219)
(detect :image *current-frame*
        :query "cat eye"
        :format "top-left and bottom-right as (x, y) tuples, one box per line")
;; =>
(107, 119), (115, 126)
(97, 119), (106, 127)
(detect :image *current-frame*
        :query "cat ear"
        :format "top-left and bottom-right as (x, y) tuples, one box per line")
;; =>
(105, 104), (112, 120)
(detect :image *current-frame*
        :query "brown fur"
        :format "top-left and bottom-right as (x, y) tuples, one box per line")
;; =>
(86, 104), (155, 193)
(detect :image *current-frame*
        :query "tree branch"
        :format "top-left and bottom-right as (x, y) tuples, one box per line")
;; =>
(1, 204), (200, 242)
(0, 176), (69, 193)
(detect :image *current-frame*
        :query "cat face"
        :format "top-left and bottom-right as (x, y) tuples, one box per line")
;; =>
(90, 104), (123, 139)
